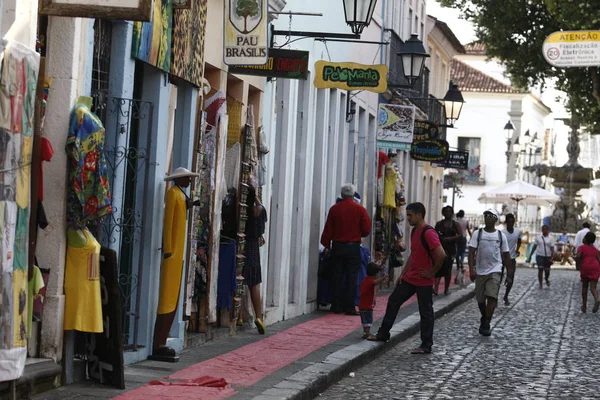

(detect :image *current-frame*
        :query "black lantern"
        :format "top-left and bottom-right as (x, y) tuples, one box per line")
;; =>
(397, 34), (430, 86)
(504, 120), (515, 140)
(443, 81), (465, 126)
(343, 0), (378, 35)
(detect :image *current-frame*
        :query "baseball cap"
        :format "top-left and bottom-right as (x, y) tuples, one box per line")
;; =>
(483, 208), (499, 219)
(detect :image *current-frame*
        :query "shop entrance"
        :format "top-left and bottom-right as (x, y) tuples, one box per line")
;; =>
(91, 96), (154, 351)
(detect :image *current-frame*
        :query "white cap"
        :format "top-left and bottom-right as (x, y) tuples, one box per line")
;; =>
(483, 208), (500, 219)
(164, 167), (200, 181)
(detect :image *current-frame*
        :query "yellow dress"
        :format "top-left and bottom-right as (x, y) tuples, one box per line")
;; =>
(157, 185), (187, 315)
(384, 168), (397, 208)
(63, 229), (103, 333)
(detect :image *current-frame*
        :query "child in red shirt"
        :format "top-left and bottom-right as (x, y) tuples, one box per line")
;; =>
(576, 232), (600, 313)
(359, 263), (388, 338)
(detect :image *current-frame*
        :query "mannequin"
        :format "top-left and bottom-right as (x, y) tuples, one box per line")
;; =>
(76, 96), (93, 109)
(150, 167), (198, 362)
(66, 227), (87, 248)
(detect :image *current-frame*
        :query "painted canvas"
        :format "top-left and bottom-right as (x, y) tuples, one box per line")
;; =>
(171, 0), (207, 87)
(132, 0), (173, 73)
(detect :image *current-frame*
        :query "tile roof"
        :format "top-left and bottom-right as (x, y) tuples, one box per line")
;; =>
(450, 59), (524, 94)
(464, 41), (486, 55)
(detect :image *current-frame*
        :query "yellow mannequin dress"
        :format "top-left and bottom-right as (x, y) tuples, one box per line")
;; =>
(384, 167), (397, 208)
(64, 228), (102, 332)
(157, 185), (187, 315)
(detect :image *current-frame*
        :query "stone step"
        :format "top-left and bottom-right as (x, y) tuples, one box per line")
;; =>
(0, 359), (61, 400)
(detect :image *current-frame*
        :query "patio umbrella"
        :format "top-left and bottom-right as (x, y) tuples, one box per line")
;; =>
(478, 179), (560, 208)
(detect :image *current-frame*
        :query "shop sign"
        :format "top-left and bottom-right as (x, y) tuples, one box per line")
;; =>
(224, 0), (268, 65)
(543, 30), (600, 67)
(413, 120), (440, 143)
(314, 61), (388, 93)
(376, 104), (416, 149)
(432, 150), (469, 169)
(410, 139), (449, 162)
(39, 0), (153, 21)
(228, 49), (310, 80)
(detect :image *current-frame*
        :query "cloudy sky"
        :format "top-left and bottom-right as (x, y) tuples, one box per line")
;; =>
(427, 2), (477, 45)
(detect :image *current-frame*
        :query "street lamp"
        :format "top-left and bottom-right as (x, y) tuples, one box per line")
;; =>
(343, 0), (378, 35)
(442, 81), (465, 127)
(504, 120), (515, 166)
(398, 34), (430, 86)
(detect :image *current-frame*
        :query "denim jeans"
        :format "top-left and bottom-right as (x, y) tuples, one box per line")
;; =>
(331, 241), (361, 312)
(376, 280), (434, 351)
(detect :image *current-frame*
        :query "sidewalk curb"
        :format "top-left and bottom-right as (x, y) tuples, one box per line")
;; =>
(252, 284), (475, 400)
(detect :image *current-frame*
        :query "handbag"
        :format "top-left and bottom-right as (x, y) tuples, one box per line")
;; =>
(318, 251), (334, 280)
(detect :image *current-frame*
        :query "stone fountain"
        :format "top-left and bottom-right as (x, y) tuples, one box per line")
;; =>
(525, 119), (600, 232)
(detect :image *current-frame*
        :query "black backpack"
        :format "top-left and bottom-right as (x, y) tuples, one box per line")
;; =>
(411, 225), (439, 263)
(476, 228), (503, 249)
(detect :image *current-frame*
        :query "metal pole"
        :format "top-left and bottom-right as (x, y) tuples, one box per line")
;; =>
(271, 11), (324, 16)
(452, 184), (456, 209)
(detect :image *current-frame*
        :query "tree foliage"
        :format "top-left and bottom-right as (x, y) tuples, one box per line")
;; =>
(437, 0), (600, 134)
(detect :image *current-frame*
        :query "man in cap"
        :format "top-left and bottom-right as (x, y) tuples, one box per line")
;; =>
(151, 167), (199, 362)
(321, 183), (371, 315)
(468, 209), (511, 336)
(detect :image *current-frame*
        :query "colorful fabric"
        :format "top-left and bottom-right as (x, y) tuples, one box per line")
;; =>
(27, 266), (44, 338)
(64, 229), (103, 332)
(38, 137), (54, 201)
(383, 167), (397, 208)
(66, 104), (112, 229)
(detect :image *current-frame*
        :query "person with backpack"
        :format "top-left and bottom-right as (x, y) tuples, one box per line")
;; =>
(469, 209), (511, 336)
(434, 206), (462, 295)
(367, 202), (446, 354)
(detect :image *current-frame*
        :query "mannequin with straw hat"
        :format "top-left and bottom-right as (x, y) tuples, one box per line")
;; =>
(150, 167), (199, 362)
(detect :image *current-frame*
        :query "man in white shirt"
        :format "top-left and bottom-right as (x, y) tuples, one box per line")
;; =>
(531, 225), (555, 289)
(501, 214), (522, 306)
(468, 209), (511, 336)
(574, 222), (591, 252)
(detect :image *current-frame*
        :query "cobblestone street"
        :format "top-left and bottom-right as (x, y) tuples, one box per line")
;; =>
(320, 268), (600, 400)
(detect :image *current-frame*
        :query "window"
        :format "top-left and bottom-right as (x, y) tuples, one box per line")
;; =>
(408, 9), (413, 36)
(457, 137), (483, 184)
(440, 61), (447, 97)
(420, 22), (424, 40)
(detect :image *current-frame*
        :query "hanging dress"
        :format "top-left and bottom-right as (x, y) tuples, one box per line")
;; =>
(383, 166), (397, 208)
(63, 229), (103, 333)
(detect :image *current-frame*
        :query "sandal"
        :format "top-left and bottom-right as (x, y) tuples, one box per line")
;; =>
(410, 347), (431, 354)
(361, 333), (370, 339)
(366, 334), (389, 342)
(254, 318), (265, 335)
(594, 301), (600, 313)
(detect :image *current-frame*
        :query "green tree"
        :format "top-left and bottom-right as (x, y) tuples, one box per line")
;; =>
(438, 0), (600, 134)
(236, 0), (260, 34)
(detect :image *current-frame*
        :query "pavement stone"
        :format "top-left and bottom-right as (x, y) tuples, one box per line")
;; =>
(320, 268), (600, 400)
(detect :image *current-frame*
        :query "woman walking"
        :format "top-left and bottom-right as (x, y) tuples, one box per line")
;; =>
(576, 232), (600, 313)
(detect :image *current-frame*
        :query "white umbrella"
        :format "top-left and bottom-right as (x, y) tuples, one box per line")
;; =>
(478, 179), (560, 207)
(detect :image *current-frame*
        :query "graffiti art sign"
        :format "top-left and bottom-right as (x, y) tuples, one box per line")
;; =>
(314, 61), (388, 93)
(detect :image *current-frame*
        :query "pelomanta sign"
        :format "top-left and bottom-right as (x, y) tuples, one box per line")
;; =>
(314, 61), (388, 93)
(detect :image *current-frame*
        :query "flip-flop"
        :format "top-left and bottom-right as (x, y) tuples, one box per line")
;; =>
(366, 334), (388, 342)
(410, 347), (431, 354)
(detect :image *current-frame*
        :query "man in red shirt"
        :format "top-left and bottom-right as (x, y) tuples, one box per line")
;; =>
(321, 183), (372, 315)
(367, 202), (446, 354)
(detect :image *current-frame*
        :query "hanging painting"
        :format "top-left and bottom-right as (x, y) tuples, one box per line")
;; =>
(171, 0), (208, 87)
(132, 0), (173, 73)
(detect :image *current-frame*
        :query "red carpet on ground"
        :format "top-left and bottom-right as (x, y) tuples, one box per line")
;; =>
(114, 276), (459, 400)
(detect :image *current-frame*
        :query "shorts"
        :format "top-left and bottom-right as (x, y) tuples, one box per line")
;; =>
(536, 255), (552, 270)
(475, 272), (502, 303)
(359, 309), (373, 327)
